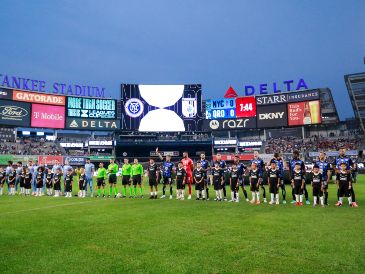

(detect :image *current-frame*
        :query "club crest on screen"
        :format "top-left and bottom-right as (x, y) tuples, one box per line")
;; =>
(182, 98), (197, 118)
(125, 98), (144, 118)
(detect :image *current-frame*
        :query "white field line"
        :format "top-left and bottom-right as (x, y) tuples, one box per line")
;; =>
(0, 201), (92, 216)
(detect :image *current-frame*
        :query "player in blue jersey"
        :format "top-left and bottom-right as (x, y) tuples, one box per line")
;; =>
(315, 152), (332, 206)
(233, 155), (249, 202)
(251, 151), (266, 203)
(214, 154), (228, 201)
(156, 148), (175, 199)
(270, 153), (286, 204)
(289, 150), (310, 205)
(334, 148), (358, 207)
(197, 153), (210, 200)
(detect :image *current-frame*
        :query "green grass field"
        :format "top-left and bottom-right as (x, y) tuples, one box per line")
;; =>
(0, 176), (364, 274)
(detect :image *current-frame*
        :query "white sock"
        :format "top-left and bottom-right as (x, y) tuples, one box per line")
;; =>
(314, 196), (317, 205)
(236, 192), (239, 201)
(320, 196), (324, 205)
(0, 187), (2, 195)
(215, 190), (219, 199)
(256, 192), (260, 201)
(348, 196), (352, 205)
(339, 197), (343, 203)
(275, 194), (279, 203)
(231, 191), (235, 200)
(299, 195), (303, 203)
(251, 192), (255, 200)
(270, 193), (274, 202)
(202, 189), (205, 198)
(196, 190), (200, 198)
(295, 194), (299, 202)
(219, 190), (223, 199)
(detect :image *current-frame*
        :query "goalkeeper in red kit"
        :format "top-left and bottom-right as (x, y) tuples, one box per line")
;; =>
(181, 151), (194, 200)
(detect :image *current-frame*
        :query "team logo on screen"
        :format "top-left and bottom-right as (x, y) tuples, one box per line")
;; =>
(125, 98), (144, 118)
(209, 120), (219, 130)
(182, 98), (197, 118)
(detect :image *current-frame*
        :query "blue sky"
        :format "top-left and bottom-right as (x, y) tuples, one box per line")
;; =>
(0, 0), (364, 119)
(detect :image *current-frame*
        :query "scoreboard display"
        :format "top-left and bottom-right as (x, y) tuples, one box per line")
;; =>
(205, 99), (236, 119)
(235, 97), (256, 118)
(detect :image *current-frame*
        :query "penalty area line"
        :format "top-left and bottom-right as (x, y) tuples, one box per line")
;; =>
(0, 201), (92, 216)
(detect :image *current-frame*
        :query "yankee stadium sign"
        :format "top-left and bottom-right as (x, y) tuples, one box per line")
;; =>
(0, 73), (106, 98)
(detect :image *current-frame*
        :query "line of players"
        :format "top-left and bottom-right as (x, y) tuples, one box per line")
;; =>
(0, 148), (359, 207)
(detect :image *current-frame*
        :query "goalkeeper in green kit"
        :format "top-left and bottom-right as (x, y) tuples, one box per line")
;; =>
(107, 158), (119, 198)
(131, 158), (144, 198)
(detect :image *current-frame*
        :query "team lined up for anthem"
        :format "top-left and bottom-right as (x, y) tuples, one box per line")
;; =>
(0, 148), (358, 207)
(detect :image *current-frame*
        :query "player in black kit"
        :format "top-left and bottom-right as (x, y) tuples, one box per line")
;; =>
(45, 168), (54, 196)
(35, 166), (44, 197)
(64, 169), (73, 198)
(335, 162), (353, 207)
(197, 153), (210, 200)
(147, 158), (159, 199)
(193, 162), (205, 200)
(249, 162), (261, 204)
(212, 162), (224, 201)
(268, 160), (281, 205)
(309, 165), (324, 207)
(229, 163), (240, 202)
(24, 167), (32, 196)
(291, 162), (305, 206)
(175, 162), (186, 200)
(53, 168), (62, 197)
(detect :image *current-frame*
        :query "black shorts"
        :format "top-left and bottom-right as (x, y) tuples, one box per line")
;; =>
(46, 182), (53, 188)
(339, 183), (349, 197)
(195, 182), (204, 191)
(132, 175), (142, 185)
(163, 177), (172, 185)
(312, 185), (323, 197)
(122, 175), (130, 185)
(36, 181), (43, 188)
(176, 179), (184, 189)
(149, 177), (157, 187)
(250, 181), (259, 192)
(214, 180), (222, 190)
(294, 183), (302, 195)
(79, 182), (86, 190)
(269, 183), (278, 194)
(65, 183), (72, 192)
(53, 182), (61, 191)
(97, 178), (105, 187)
(109, 174), (117, 184)
(19, 179), (25, 188)
(25, 181), (31, 189)
(230, 183), (239, 192)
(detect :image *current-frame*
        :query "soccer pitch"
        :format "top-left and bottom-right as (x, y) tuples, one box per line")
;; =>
(0, 176), (364, 274)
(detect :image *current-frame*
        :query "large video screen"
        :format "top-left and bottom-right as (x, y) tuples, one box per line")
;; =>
(67, 97), (117, 119)
(121, 84), (203, 132)
(288, 100), (321, 126)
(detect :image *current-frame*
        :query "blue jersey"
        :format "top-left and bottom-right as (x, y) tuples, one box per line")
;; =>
(197, 159), (210, 177)
(335, 156), (353, 171)
(315, 160), (331, 181)
(272, 158), (284, 178)
(251, 158), (264, 177)
(162, 161), (174, 178)
(289, 158), (305, 176)
(234, 162), (246, 177)
(214, 160), (226, 169)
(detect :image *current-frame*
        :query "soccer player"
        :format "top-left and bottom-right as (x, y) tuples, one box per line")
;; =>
(0, 167), (5, 196)
(53, 168), (62, 197)
(251, 151), (266, 203)
(193, 162), (205, 200)
(64, 169), (73, 198)
(268, 160), (280, 205)
(24, 167), (33, 196)
(197, 153), (210, 200)
(212, 162), (224, 201)
(334, 148), (358, 207)
(156, 148), (175, 199)
(270, 152), (286, 204)
(107, 158), (119, 198)
(19, 167), (26, 195)
(62, 160), (73, 196)
(214, 153), (227, 200)
(96, 163), (107, 198)
(233, 155), (249, 202)
(45, 168), (53, 196)
(7, 166), (16, 196)
(291, 162), (305, 206)
(181, 151), (194, 200)
(15, 161), (23, 193)
(35, 166), (45, 197)
(249, 162), (260, 204)
(289, 150), (309, 204)
(131, 158), (144, 198)
(310, 164), (324, 207)
(84, 158), (95, 197)
(147, 158), (159, 199)
(315, 152), (331, 205)
(229, 163), (239, 203)
(335, 162), (352, 207)
(175, 162), (186, 200)
(5, 161), (14, 195)
(121, 158), (132, 198)
(78, 167), (86, 198)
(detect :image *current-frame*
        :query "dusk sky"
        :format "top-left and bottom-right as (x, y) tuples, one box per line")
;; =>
(0, 0), (364, 119)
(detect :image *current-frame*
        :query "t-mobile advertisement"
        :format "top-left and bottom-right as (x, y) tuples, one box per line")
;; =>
(31, 104), (65, 128)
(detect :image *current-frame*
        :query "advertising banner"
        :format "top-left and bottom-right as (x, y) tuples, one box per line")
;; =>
(0, 155), (37, 165)
(0, 88), (13, 100)
(66, 118), (120, 131)
(64, 156), (86, 166)
(0, 99), (31, 127)
(212, 154), (254, 161)
(38, 155), (64, 166)
(31, 104), (65, 129)
(202, 117), (257, 131)
(13, 90), (66, 105)
(67, 97), (117, 119)
(235, 97), (256, 118)
(288, 100), (321, 126)
(256, 104), (288, 128)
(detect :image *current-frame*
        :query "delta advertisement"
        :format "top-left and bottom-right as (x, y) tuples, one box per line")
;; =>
(31, 104), (65, 129)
